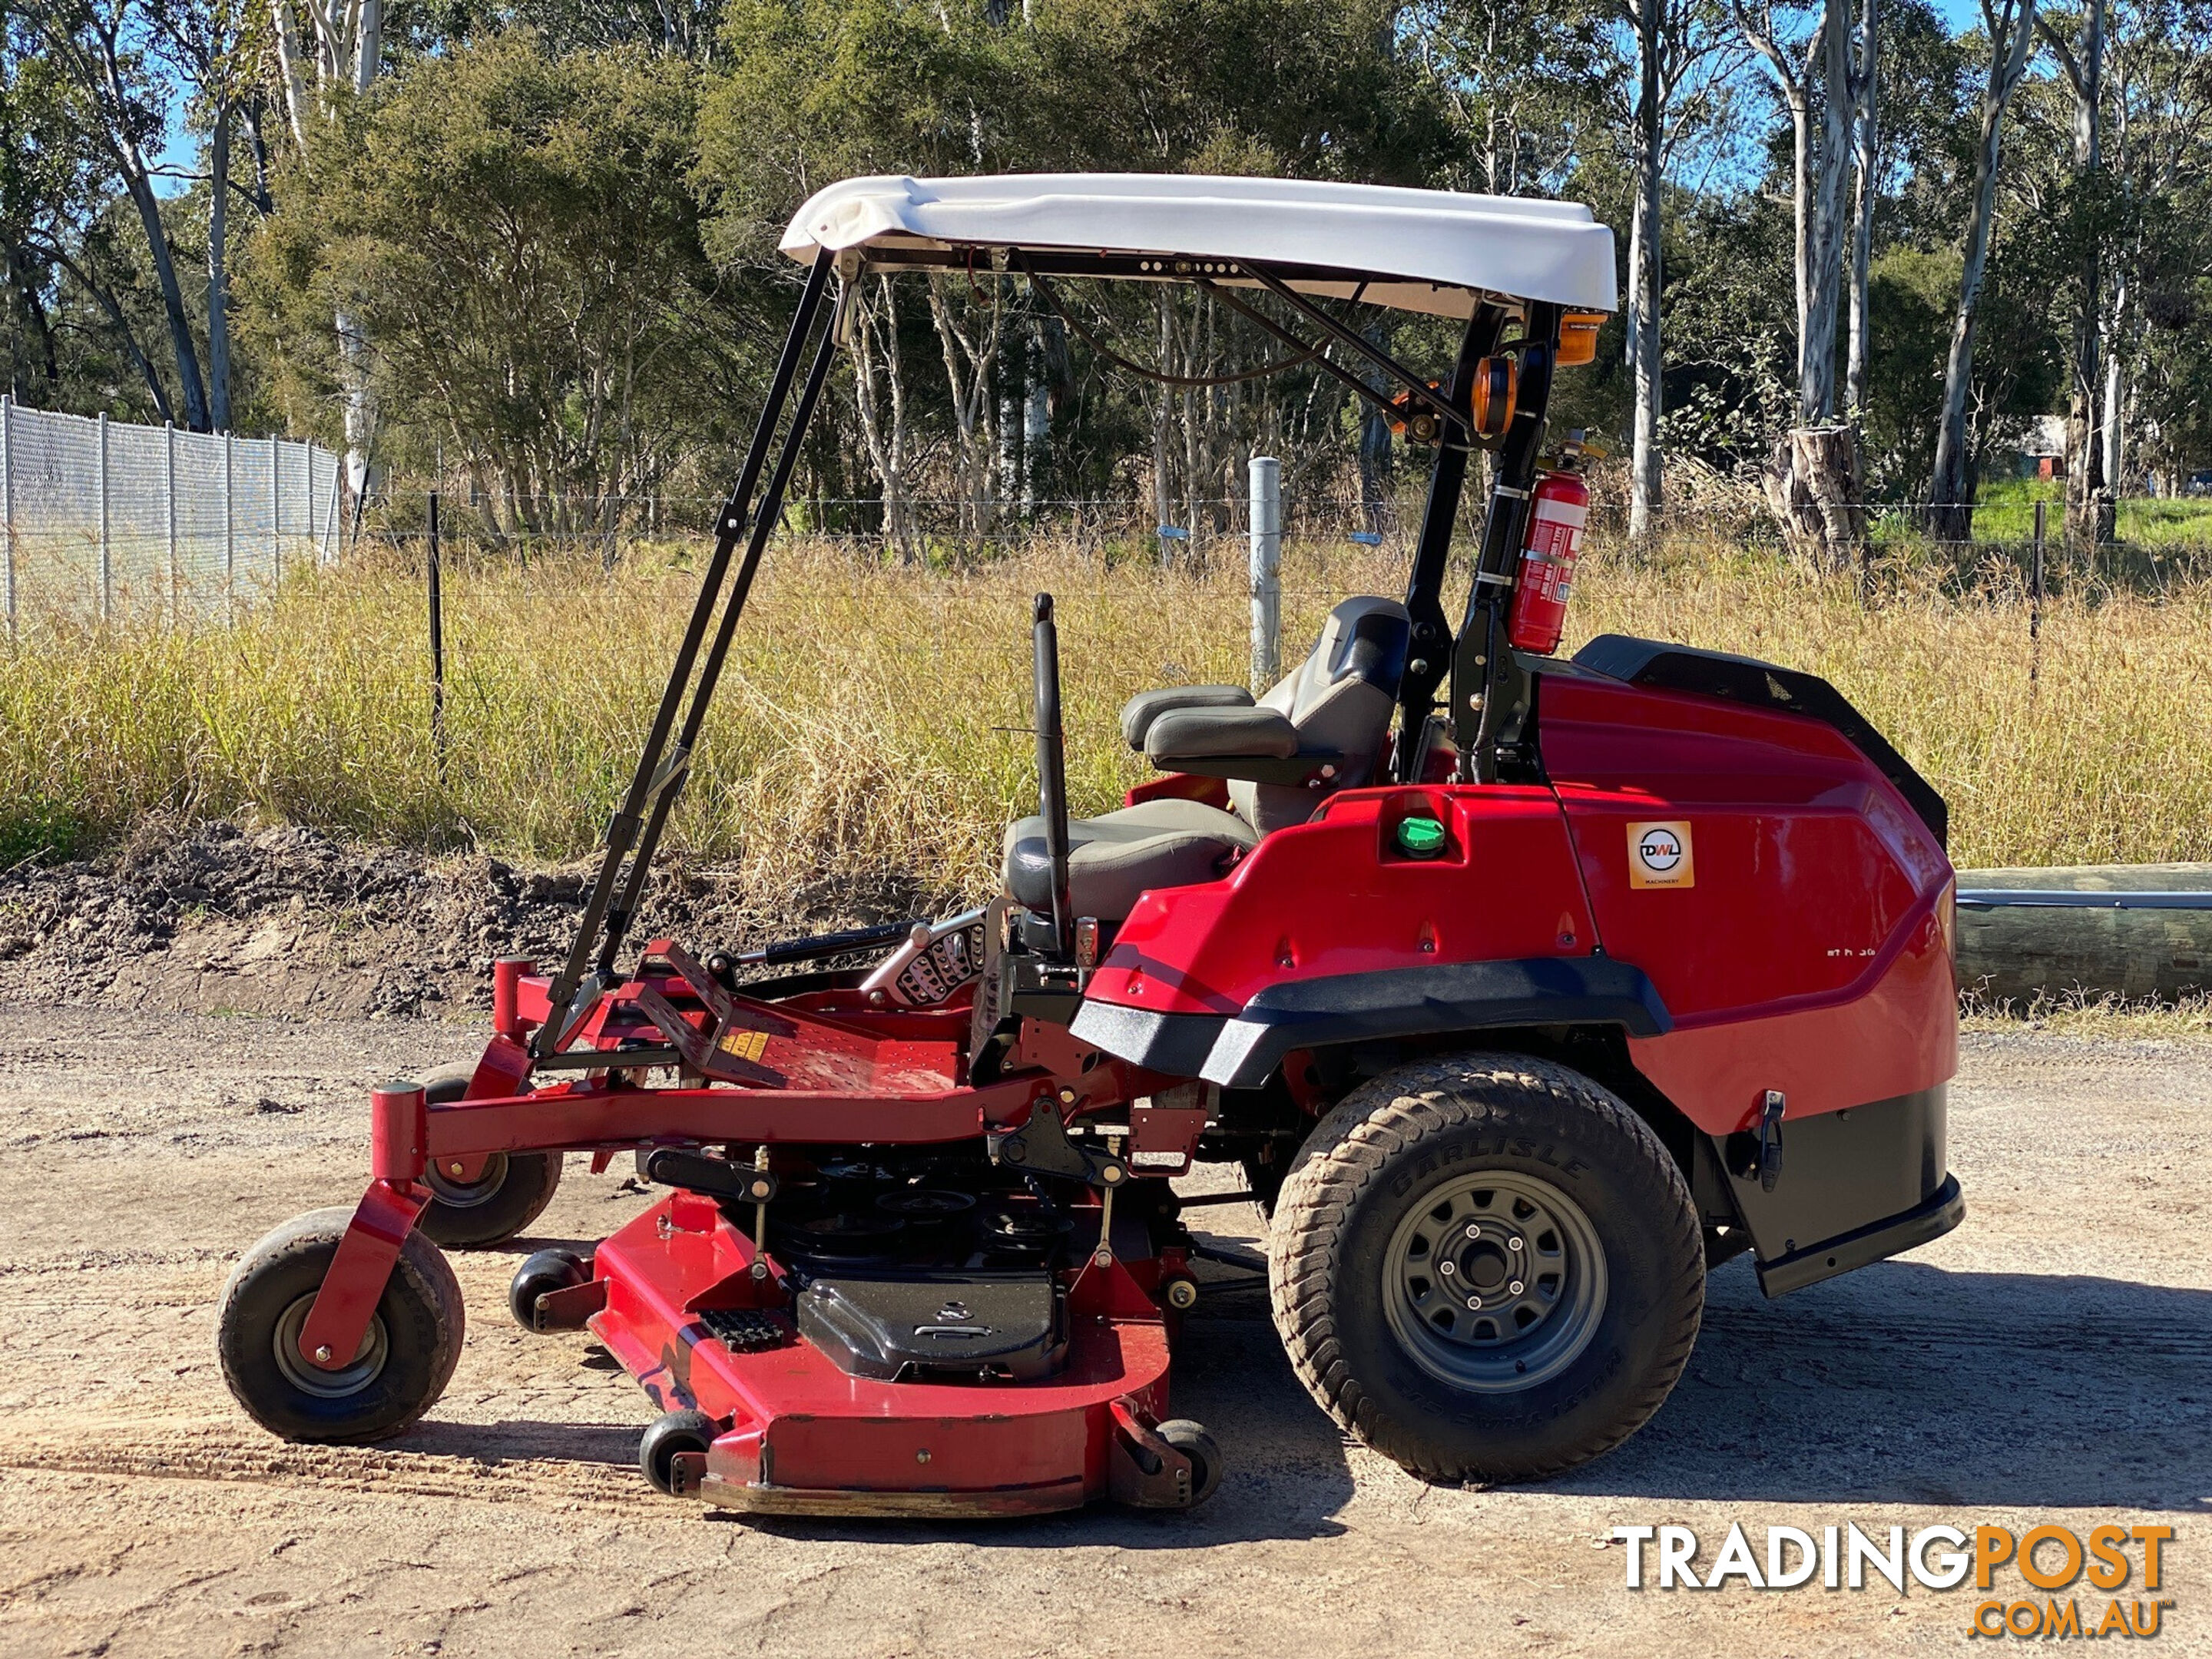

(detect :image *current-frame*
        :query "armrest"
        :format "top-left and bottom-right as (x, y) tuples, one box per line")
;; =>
(1145, 705), (1301, 762)
(1120, 685), (1253, 750)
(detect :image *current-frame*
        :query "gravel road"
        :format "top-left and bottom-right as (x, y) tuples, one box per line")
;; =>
(1, 1010), (2205, 1657)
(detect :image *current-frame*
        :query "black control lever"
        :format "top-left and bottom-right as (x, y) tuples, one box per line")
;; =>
(1032, 593), (1075, 959)
(644, 1148), (777, 1205)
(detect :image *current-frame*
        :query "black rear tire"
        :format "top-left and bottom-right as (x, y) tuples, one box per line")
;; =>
(217, 1207), (465, 1443)
(1269, 1053), (1703, 1484)
(414, 1061), (562, 1249)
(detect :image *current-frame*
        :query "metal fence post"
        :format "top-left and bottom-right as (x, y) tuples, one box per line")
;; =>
(269, 433), (281, 584)
(97, 411), (111, 620)
(164, 421), (178, 624)
(2, 394), (15, 642)
(428, 488), (446, 783)
(2031, 498), (2046, 686)
(320, 452), (342, 564)
(1249, 455), (1282, 692)
(224, 429), (235, 612)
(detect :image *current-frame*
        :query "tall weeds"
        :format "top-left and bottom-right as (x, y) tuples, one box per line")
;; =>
(2, 531), (2207, 906)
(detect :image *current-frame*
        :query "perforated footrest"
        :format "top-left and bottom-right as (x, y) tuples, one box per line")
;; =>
(697, 1309), (793, 1353)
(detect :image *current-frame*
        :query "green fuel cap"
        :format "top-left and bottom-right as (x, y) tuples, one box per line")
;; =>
(1396, 814), (1447, 858)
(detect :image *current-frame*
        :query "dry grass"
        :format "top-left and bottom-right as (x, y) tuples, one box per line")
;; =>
(1959, 988), (2212, 1041)
(2, 530), (2209, 919)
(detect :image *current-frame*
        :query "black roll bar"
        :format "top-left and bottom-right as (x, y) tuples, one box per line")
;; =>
(1453, 303), (1563, 780)
(538, 247), (838, 1054)
(1393, 306), (1506, 778)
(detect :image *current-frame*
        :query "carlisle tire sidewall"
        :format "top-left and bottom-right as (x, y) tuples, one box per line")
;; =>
(1330, 1103), (1692, 1474)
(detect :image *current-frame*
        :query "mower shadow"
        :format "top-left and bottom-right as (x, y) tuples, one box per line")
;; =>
(1552, 1258), (2212, 1513)
(436, 1233), (2207, 1524)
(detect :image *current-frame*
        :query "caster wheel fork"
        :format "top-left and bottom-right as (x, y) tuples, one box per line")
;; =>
(217, 1207), (465, 1444)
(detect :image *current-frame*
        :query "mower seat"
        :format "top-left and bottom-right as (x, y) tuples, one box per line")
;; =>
(1002, 796), (1258, 922)
(1000, 596), (1410, 922)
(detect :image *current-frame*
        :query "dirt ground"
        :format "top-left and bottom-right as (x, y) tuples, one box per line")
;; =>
(0, 1008), (2207, 1657)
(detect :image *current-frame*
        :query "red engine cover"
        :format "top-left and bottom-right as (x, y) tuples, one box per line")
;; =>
(1084, 668), (1955, 1138)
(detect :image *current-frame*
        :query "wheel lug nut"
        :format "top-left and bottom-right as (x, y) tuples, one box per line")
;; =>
(1509, 1237), (1523, 1251)
(1463, 1224), (1481, 1239)
(1509, 1280), (1525, 1296)
(1439, 1260), (1455, 1276)
(1465, 1296), (1482, 1311)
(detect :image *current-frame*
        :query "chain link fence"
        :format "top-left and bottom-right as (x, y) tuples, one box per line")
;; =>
(0, 398), (344, 634)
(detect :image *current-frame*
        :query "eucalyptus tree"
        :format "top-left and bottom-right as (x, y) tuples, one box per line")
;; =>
(2037, 0), (2111, 543)
(1614, 0), (1740, 535)
(15, 0), (216, 428)
(1928, 0), (2039, 537)
(250, 33), (732, 541)
(268, 0), (389, 491)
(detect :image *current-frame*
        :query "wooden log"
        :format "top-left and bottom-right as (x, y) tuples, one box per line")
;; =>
(1954, 864), (2212, 1006)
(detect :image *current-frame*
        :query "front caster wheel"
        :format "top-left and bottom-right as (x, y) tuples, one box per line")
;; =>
(1157, 1418), (1224, 1507)
(217, 1207), (465, 1443)
(1270, 1054), (1704, 1485)
(415, 1063), (562, 1248)
(509, 1249), (588, 1332)
(640, 1409), (720, 1496)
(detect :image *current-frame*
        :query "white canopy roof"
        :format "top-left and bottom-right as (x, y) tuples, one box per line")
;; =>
(781, 174), (1616, 318)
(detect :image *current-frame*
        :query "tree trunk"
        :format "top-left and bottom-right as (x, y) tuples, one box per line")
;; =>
(114, 162), (210, 431)
(1930, 0), (2038, 537)
(1845, 0), (1878, 418)
(1022, 323), (1048, 516)
(2101, 276), (2127, 490)
(1628, 3), (1664, 540)
(207, 100), (233, 432)
(1800, 0), (1854, 424)
(849, 278), (916, 563)
(1152, 290), (1175, 568)
(2058, 0), (2110, 551)
(1763, 425), (1868, 574)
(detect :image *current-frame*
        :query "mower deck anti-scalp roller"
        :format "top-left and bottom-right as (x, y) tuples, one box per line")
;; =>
(218, 174), (1962, 1514)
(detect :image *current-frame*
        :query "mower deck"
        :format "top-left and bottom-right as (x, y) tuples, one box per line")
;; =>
(584, 1193), (1179, 1515)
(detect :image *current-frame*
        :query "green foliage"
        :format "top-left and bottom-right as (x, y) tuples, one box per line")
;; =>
(8, 0), (2212, 512)
(247, 31), (765, 514)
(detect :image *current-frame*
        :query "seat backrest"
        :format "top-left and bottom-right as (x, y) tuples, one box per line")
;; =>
(1230, 594), (1410, 834)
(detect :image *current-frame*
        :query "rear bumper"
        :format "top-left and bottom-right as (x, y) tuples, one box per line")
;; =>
(1755, 1173), (1965, 1297)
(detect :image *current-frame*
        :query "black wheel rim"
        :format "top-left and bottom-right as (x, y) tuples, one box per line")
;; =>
(272, 1292), (389, 1399)
(422, 1151), (512, 1210)
(1381, 1170), (1607, 1394)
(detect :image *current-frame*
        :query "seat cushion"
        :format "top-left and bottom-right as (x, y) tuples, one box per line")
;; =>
(1002, 798), (1260, 922)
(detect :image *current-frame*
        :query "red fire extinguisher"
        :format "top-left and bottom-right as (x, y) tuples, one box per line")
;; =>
(1505, 436), (1591, 656)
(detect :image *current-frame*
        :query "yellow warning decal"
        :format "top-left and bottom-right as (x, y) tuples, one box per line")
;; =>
(717, 1027), (770, 1063)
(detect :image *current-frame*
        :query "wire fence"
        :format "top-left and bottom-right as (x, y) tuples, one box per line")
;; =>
(355, 481), (2212, 596)
(0, 397), (344, 634)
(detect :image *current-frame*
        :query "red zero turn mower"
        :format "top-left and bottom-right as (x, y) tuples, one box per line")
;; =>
(218, 175), (1962, 1513)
